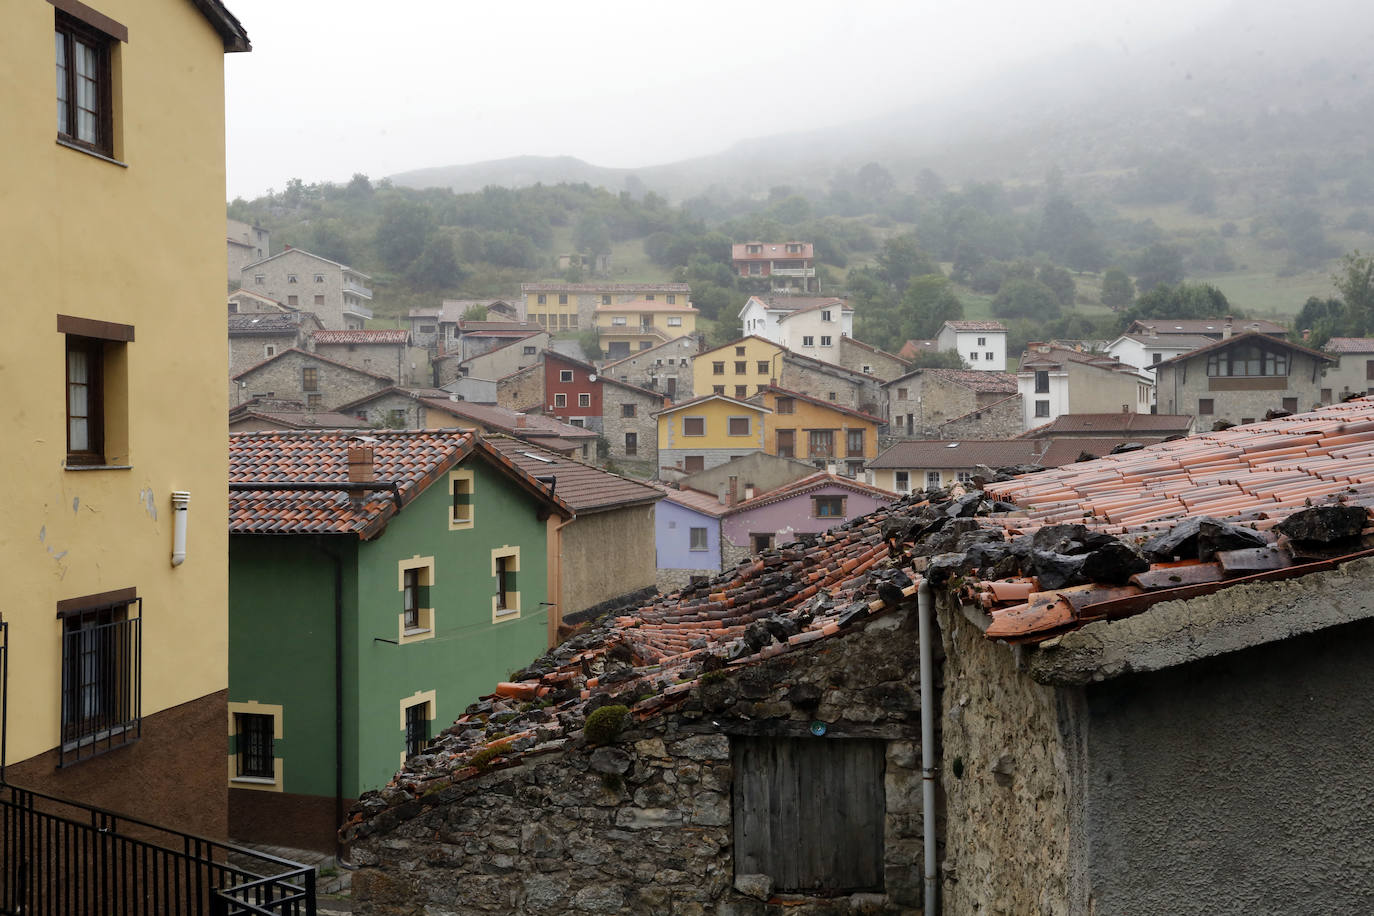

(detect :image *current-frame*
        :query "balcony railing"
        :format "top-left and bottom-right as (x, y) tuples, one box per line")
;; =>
(343, 301), (374, 320)
(343, 281), (373, 299)
(0, 783), (316, 915)
(769, 267), (815, 278)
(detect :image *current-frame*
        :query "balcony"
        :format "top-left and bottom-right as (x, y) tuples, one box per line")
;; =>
(769, 268), (815, 278)
(343, 301), (374, 320)
(343, 280), (373, 299)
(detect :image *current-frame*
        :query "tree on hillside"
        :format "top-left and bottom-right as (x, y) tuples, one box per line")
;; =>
(1133, 243), (1184, 294)
(406, 234), (466, 289)
(992, 278), (1062, 322)
(907, 350), (968, 370)
(376, 199), (435, 271)
(1037, 265), (1076, 307)
(915, 168), (945, 200)
(876, 235), (939, 294)
(346, 173), (373, 199)
(1037, 194), (1107, 272)
(1101, 267), (1134, 310)
(1293, 296), (1343, 348)
(1124, 282), (1230, 324)
(573, 213), (612, 257)
(1334, 251), (1374, 336)
(901, 275), (965, 340)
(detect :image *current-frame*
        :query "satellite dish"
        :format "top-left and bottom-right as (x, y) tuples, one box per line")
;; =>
(589, 374), (597, 382)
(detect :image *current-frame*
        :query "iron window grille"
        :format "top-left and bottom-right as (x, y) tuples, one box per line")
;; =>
(405, 703), (429, 759)
(59, 599), (141, 766)
(403, 568), (420, 630)
(236, 713), (274, 778)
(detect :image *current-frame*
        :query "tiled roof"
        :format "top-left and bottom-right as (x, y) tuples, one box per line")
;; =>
(1324, 337), (1374, 354)
(899, 339), (939, 359)
(232, 347), (395, 382)
(754, 385), (883, 423)
(1021, 413), (1194, 437)
(486, 437), (662, 513)
(228, 314), (308, 334)
(520, 282), (690, 293)
(658, 485), (730, 518)
(228, 409), (367, 430)
(229, 430), (571, 540)
(416, 398), (598, 441)
(1129, 318), (1287, 336)
(1019, 346), (1130, 371)
(722, 472), (896, 516)
(1116, 332), (1215, 350)
(943, 320), (1007, 332)
(752, 296), (849, 313)
(456, 319), (532, 333)
(886, 368), (1018, 393)
(1153, 331), (1333, 369)
(340, 399), (1374, 837)
(839, 337), (909, 363)
(731, 242), (815, 260)
(652, 393), (771, 417)
(312, 329), (409, 345)
(1035, 437), (1166, 467)
(593, 300), (699, 313)
(868, 439), (1047, 470)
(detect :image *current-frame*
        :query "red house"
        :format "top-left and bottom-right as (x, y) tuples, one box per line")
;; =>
(731, 241), (818, 292)
(543, 352), (602, 427)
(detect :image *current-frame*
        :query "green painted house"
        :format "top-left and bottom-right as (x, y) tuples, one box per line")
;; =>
(227, 429), (571, 852)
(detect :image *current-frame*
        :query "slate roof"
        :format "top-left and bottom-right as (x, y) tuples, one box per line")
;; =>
(486, 437), (662, 513)
(868, 439), (1048, 470)
(340, 398), (1374, 839)
(1116, 332), (1215, 350)
(1324, 337), (1374, 354)
(232, 347), (394, 382)
(1019, 346), (1132, 371)
(313, 329), (409, 345)
(943, 320), (1006, 332)
(241, 247), (370, 279)
(1020, 413), (1194, 437)
(228, 408), (367, 430)
(228, 314), (309, 334)
(229, 430), (572, 540)
(885, 368), (1018, 393)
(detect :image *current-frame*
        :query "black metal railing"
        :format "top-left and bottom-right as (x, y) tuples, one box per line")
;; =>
(0, 783), (316, 915)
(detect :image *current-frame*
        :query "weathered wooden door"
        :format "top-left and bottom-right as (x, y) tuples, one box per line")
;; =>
(732, 736), (886, 894)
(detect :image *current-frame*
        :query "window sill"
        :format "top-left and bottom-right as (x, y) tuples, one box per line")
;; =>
(403, 626), (432, 638)
(65, 463), (133, 471)
(493, 608), (520, 619)
(56, 137), (127, 168)
(230, 776), (277, 786)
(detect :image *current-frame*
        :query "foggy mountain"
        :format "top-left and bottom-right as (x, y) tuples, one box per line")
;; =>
(388, 0), (1374, 200)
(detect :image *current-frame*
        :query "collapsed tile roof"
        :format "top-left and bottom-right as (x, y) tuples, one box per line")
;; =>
(340, 398), (1374, 838)
(229, 429), (571, 540)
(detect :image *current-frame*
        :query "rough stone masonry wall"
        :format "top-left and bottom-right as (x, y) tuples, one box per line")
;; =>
(778, 362), (877, 414)
(236, 351), (390, 410)
(935, 599), (1072, 916)
(601, 387), (661, 466)
(496, 364), (545, 411)
(932, 395), (1024, 440)
(347, 609), (928, 915)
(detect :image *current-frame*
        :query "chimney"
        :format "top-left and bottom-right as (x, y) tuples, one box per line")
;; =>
(1302, 328), (1311, 341)
(1223, 315), (1233, 339)
(727, 476), (739, 507)
(515, 413), (527, 428)
(744, 482), (755, 500)
(347, 445), (375, 483)
(1149, 325), (1158, 339)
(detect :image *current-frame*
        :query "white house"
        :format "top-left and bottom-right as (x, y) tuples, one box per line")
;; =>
(738, 296), (853, 360)
(935, 320), (1008, 371)
(1106, 330), (1214, 374)
(1319, 338), (1374, 403)
(1017, 344), (1154, 431)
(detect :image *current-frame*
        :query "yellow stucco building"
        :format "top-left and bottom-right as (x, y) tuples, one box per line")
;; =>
(595, 300), (699, 359)
(2, 0), (248, 837)
(751, 386), (883, 477)
(655, 394), (771, 472)
(692, 335), (786, 400)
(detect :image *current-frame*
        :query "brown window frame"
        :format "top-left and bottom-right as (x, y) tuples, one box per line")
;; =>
(65, 335), (104, 465)
(713, 361), (726, 375)
(776, 429), (795, 458)
(735, 361), (747, 374)
(728, 416), (751, 436)
(807, 429), (835, 458)
(55, 9), (119, 159)
(682, 416), (706, 436)
(402, 568), (420, 630)
(758, 361), (770, 375)
(1198, 398), (1214, 415)
(846, 428), (865, 458)
(302, 367), (319, 391)
(622, 403), (637, 418)
(812, 495), (846, 518)
(775, 397), (795, 415)
(624, 432), (638, 456)
(734, 386), (748, 398)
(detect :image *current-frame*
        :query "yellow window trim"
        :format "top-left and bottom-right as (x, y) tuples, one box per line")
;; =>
(398, 556), (436, 644)
(227, 700), (284, 793)
(400, 690), (437, 767)
(491, 545), (521, 623)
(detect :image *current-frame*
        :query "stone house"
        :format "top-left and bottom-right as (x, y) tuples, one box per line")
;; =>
(602, 335), (702, 401)
(488, 436), (662, 617)
(232, 347), (392, 411)
(344, 397), (1374, 916)
(1320, 337), (1374, 402)
(228, 217), (270, 282)
(228, 398), (366, 431)
(496, 361), (545, 412)
(601, 376), (668, 468)
(835, 336), (910, 381)
(935, 319), (1007, 371)
(521, 282), (692, 333)
(433, 332), (549, 387)
(1153, 332), (1333, 428)
(229, 288), (290, 314)
(228, 311), (323, 390)
(407, 301), (523, 350)
(310, 328), (410, 385)
(884, 368), (1020, 439)
(678, 452), (819, 499)
(240, 247), (373, 330)
(228, 430), (571, 852)
(778, 351), (885, 417)
(1018, 344), (1153, 430)
(455, 322), (546, 361)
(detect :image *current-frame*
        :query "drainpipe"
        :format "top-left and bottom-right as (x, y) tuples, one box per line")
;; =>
(547, 514), (575, 648)
(918, 578), (938, 915)
(170, 491), (191, 566)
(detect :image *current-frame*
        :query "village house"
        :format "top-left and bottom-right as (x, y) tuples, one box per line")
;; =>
(602, 334), (702, 400)
(227, 430), (571, 852)
(1, 1), (318, 909)
(1125, 315), (1287, 341)
(1153, 332), (1332, 428)
(228, 398), (366, 431)
(779, 349), (886, 416)
(867, 438), (1047, 493)
(834, 336), (911, 381)
(738, 295), (853, 361)
(240, 247), (373, 330)
(595, 299), (700, 360)
(432, 330), (549, 387)
(1320, 337), (1374, 402)
(310, 328), (411, 385)
(406, 300), (522, 349)
(451, 321), (545, 362)
(342, 399), (1374, 916)
(693, 336), (785, 400)
(233, 347), (393, 411)
(1018, 343), (1154, 430)
(228, 311), (322, 386)
(731, 240), (820, 292)
(1105, 328), (1215, 373)
(227, 217), (269, 282)
(229, 287), (290, 315)
(487, 437), (662, 618)
(935, 319), (1008, 371)
(673, 451), (819, 496)
(656, 394), (771, 473)
(750, 386), (883, 477)
(651, 485), (729, 591)
(521, 281), (692, 333)
(884, 368), (1021, 439)
(899, 338), (940, 361)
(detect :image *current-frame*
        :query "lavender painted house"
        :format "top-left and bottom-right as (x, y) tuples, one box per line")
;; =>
(654, 488), (727, 593)
(719, 473), (895, 568)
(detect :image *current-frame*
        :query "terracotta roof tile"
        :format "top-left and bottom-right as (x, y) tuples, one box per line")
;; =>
(1324, 337), (1374, 354)
(943, 320), (1007, 332)
(486, 437), (662, 513)
(313, 329), (409, 345)
(868, 439), (1047, 470)
(731, 242), (814, 260)
(1021, 413), (1193, 436)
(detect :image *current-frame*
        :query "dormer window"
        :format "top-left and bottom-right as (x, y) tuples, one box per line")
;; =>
(746, 244), (763, 254)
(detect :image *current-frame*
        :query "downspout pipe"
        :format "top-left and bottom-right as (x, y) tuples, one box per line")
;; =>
(918, 578), (938, 915)
(170, 491), (190, 566)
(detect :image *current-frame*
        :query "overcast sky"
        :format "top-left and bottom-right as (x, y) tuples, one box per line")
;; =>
(225, 0), (1241, 200)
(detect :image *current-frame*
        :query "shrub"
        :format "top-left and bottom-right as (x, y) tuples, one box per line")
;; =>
(583, 704), (630, 745)
(469, 741), (511, 772)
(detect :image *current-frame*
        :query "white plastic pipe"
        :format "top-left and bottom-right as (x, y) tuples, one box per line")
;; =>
(918, 578), (938, 915)
(171, 491), (190, 566)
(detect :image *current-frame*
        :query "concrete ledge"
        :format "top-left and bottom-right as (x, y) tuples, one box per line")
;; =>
(1029, 556), (1374, 686)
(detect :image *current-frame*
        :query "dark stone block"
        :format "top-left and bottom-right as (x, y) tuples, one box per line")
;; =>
(1080, 540), (1151, 585)
(1277, 505), (1369, 544)
(1030, 550), (1087, 590)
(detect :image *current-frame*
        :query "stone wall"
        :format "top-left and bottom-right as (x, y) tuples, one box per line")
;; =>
(935, 599), (1072, 916)
(655, 566), (719, 594)
(313, 342), (406, 383)
(1156, 352), (1326, 427)
(347, 609), (928, 915)
(497, 363), (545, 411)
(931, 395), (1024, 439)
(778, 360), (880, 416)
(601, 386), (662, 466)
(662, 447), (761, 473)
(836, 339), (909, 382)
(234, 351), (390, 410)
(886, 376), (978, 438)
